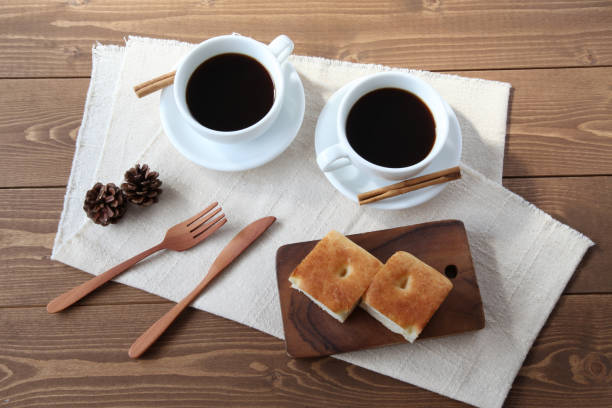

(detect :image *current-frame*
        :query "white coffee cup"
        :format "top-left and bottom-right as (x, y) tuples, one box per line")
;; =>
(316, 72), (449, 180)
(173, 34), (294, 144)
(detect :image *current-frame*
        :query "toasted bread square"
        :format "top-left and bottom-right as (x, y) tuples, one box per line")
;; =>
(289, 230), (383, 322)
(361, 251), (453, 342)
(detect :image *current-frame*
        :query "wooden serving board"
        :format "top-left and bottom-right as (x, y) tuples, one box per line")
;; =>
(276, 220), (485, 358)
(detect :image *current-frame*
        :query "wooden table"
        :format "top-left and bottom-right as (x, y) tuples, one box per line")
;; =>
(1, 1), (611, 406)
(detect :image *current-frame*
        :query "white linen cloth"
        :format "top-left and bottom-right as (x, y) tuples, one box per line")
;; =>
(52, 37), (593, 408)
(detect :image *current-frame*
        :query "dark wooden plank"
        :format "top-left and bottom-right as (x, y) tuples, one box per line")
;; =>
(457, 67), (612, 177)
(278, 221), (484, 357)
(0, 188), (171, 308)
(1, 0), (611, 78)
(0, 303), (464, 408)
(0, 174), (609, 310)
(0, 78), (88, 188)
(507, 294), (612, 407)
(0, 295), (610, 407)
(1, 67), (611, 188)
(503, 176), (612, 294)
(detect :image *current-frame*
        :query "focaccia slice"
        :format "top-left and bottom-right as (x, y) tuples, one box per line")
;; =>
(289, 230), (383, 322)
(361, 251), (452, 342)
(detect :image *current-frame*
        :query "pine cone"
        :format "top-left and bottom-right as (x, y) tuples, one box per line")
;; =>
(83, 182), (127, 226)
(121, 164), (162, 207)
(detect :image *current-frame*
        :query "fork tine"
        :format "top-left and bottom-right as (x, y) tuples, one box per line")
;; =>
(185, 202), (218, 226)
(193, 216), (227, 243)
(192, 213), (225, 236)
(189, 207), (222, 232)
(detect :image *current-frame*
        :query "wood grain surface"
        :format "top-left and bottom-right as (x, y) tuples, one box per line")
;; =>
(0, 188), (172, 308)
(1, 67), (611, 188)
(1, 0), (612, 77)
(0, 79), (88, 187)
(1, 1), (611, 406)
(503, 176), (612, 294)
(278, 221), (484, 357)
(1, 174), (609, 312)
(459, 67), (612, 177)
(0, 295), (609, 407)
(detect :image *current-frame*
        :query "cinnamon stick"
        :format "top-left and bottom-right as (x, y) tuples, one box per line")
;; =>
(358, 166), (461, 205)
(134, 71), (176, 98)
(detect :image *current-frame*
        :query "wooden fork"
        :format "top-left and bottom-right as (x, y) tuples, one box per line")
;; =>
(46, 202), (227, 313)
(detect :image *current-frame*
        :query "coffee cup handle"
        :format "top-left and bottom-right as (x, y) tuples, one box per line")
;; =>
(317, 144), (351, 172)
(268, 35), (294, 65)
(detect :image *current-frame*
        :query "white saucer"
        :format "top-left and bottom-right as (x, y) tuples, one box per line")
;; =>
(315, 82), (462, 210)
(160, 62), (305, 171)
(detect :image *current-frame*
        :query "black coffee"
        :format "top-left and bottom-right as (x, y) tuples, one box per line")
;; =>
(345, 88), (436, 168)
(186, 53), (274, 131)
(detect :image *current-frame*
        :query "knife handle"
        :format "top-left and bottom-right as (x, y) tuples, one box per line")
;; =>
(128, 294), (189, 358)
(128, 270), (222, 359)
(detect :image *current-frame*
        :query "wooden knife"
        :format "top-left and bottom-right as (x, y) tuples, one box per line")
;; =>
(128, 216), (276, 358)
